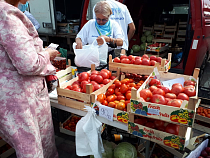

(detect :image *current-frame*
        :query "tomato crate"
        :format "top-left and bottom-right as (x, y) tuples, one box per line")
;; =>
(57, 65), (120, 111)
(108, 53), (172, 73)
(193, 98), (210, 134)
(128, 116), (192, 151)
(130, 68), (201, 127)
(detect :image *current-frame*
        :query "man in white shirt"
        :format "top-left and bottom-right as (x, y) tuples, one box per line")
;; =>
(93, 0), (136, 54)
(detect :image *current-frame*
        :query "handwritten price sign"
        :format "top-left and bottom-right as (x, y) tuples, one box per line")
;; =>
(99, 105), (114, 122)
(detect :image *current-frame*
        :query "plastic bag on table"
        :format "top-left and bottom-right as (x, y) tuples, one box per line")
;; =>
(76, 105), (104, 158)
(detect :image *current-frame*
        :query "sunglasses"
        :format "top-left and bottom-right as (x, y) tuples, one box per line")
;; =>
(96, 18), (108, 23)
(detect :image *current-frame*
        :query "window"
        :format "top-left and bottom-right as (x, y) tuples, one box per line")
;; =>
(163, 4), (189, 14)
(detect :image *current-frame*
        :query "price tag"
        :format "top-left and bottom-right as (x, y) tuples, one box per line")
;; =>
(148, 108), (159, 115)
(162, 77), (185, 90)
(99, 105), (114, 122)
(186, 139), (209, 158)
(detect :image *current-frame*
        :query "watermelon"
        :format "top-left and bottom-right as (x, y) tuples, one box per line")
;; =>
(144, 31), (151, 36)
(141, 36), (146, 43)
(147, 35), (153, 43)
(140, 43), (146, 51)
(132, 45), (140, 53)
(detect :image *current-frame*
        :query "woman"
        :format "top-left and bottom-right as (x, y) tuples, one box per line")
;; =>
(0, 0), (59, 157)
(75, 1), (125, 59)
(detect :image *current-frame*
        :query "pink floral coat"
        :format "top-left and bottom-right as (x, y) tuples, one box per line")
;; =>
(0, 1), (58, 157)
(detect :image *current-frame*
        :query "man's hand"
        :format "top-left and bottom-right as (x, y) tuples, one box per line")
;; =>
(96, 36), (106, 45)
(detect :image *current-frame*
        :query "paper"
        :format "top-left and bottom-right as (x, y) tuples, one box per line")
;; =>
(148, 108), (160, 115)
(99, 105), (114, 122)
(161, 77), (185, 90)
(186, 139), (209, 158)
(48, 43), (59, 50)
(192, 40), (198, 49)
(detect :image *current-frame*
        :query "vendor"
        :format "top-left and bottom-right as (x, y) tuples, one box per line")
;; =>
(75, 1), (125, 61)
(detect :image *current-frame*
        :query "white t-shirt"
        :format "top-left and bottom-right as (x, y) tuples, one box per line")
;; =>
(76, 19), (124, 51)
(93, 0), (133, 50)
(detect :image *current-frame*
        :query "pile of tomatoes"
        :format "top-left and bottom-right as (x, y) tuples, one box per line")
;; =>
(197, 106), (210, 118)
(148, 43), (166, 48)
(113, 54), (168, 66)
(96, 74), (149, 111)
(134, 115), (180, 135)
(64, 69), (116, 93)
(63, 115), (81, 132)
(140, 78), (196, 108)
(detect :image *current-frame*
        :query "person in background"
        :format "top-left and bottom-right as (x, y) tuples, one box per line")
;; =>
(75, 1), (124, 60)
(18, 1), (40, 30)
(0, 0), (59, 157)
(93, 0), (136, 55)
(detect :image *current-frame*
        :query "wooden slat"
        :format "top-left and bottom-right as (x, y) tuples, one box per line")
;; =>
(193, 123), (210, 134)
(59, 74), (72, 84)
(195, 114), (210, 122)
(153, 38), (172, 44)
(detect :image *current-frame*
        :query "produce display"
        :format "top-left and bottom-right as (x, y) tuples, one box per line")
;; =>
(134, 115), (180, 135)
(147, 43), (166, 48)
(197, 106), (210, 118)
(198, 146), (210, 158)
(113, 54), (168, 66)
(63, 115), (81, 132)
(96, 73), (149, 111)
(64, 69), (116, 93)
(139, 79), (196, 108)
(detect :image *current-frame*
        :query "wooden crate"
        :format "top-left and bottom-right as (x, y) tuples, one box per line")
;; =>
(57, 65), (120, 111)
(56, 59), (72, 84)
(128, 118), (192, 151)
(130, 68), (200, 127)
(109, 53), (172, 73)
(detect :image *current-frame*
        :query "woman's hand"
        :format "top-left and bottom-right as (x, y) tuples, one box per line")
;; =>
(46, 48), (59, 61)
(75, 38), (83, 49)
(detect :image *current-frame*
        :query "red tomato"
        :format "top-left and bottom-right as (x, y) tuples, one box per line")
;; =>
(121, 58), (130, 64)
(150, 60), (157, 66)
(142, 58), (151, 66)
(120, 55), (128, 60)
(66, 85), (72, 90)
(115, 80), (122, 87)
(151, 94), (166, 105)
(156, 85), (163, 88)
(102, 100), (108, 106)
(108, 102), (116, 108)
(110, 76), (116, 80)
(165, 124), (179, 135)
(177, 93), (189, 101)
(72, 80), (80, 86)
(172, 83), (182, 88)
(81, 81), (89, 88)
(142, 54), (149, 59)
(97, 94), (106, 103)
(99, 71), (109, 79)
(129, 82), (136, 88)
(90, 81), (98, 85)
(120, 84), (128, 94)
(73, 88), (82, 92)
(154, 120), (165, 128)
(134, 118), (147, 125)
(124, 100), (130, 107)
(145, 122), (156, 129)
(78, 72), (89, 82)
(91, 70), (99, 75)
(107, 95), (116, 103)
(103, 79), (110, 85)
(171, 85), (184, 95)
(184, 80), (195, 87)
(117, 95), (125, 101)
(115, 88), (122, 96)
(90, 74), (97, 81)
(93, 84), (101, 91)
(114, 57), (121, 63)
(149, 86), (158, 92)
(71, 84), (80, 90)
(95, 75), (103, 83)
(101, 69), (111, 78)
(106, 88), (114, 95)
(129, 78), (134, 83)
(134, 59), (142, 65)
(150, 55), (157, 61)
(140, 97), (146, 102)
(126, 92), (131, 100)
(167, 99), (183, 108)
(109, 84), (116, 89)
(130, 59), (135, 64)
(149, 79), (161, 86)
(128, 55), (135, 61)
(165, 98), (172, 104)
(140, 89), (153, 102)
(156, 57), (162, 63)
(160, 86), (171, 94)
(152, 88), (165, 96)
(165, 93), (176, 99)
(157, 126), (165, 132)
(135, 56), (141, 60)
(184, 87), (196, 97)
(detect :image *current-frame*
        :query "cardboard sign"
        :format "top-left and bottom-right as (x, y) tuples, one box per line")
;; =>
(99, 105), (114, 122)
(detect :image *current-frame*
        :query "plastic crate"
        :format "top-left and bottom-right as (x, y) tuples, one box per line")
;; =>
(198, 86), (210, 99)
(51, 107), (71, 123)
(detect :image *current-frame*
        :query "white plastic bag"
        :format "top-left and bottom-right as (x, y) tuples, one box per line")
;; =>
(76, 105), (104, 158)
(73, 37), (108, 68)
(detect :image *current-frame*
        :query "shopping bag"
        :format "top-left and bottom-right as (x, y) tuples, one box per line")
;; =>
(73, 37), (108, 68)
(76, 105), (104, 158)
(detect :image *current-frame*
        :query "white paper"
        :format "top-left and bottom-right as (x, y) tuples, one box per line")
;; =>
(161, 77), (185, 90)
(48, 43), (59, 50)
(148, 108), (160, 115)
(186, 139), (209, 158)
(99, 105), (114, 122)
(192, 40), (198, 49)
